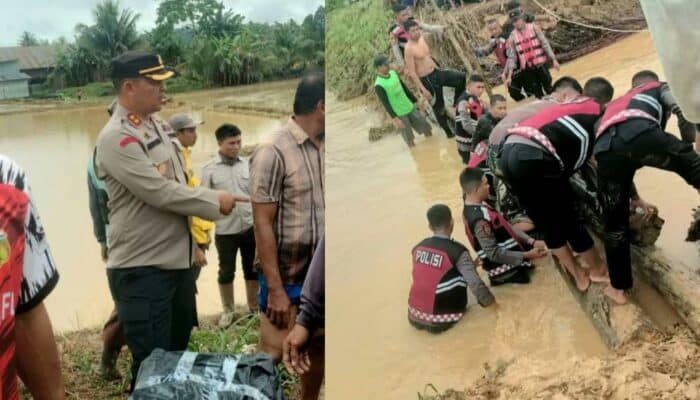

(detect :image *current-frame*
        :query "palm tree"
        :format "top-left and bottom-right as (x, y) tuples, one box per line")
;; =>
(75, 0), (141, 60)
(18, 31), (40, 47)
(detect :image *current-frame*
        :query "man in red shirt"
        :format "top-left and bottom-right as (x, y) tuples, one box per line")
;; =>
(0, 155), (64, 399)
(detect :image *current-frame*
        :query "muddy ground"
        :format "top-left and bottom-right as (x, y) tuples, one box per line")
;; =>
(422, 327), (699, 399)
(0, 79), (295, 117)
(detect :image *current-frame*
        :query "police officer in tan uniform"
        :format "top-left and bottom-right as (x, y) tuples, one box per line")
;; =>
(95, 51), (246, 390)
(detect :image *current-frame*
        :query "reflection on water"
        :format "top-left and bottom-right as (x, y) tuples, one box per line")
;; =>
(0, 87), (288, 332)
(326, 32), (699, 399)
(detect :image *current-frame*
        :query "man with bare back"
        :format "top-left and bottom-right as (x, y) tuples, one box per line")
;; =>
(403, 19), (465, 138)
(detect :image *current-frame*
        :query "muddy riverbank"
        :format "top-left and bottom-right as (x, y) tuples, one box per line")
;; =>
(0, 79), (296, 117)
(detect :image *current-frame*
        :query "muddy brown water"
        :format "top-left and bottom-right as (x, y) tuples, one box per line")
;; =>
(325, 32), (698, 399)
(0, 80), (295, 332)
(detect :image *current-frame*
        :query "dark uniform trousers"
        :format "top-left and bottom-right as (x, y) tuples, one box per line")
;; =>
(420, 68), (466, 137)
(512, 65), (553, 100)
(107, 266), (197, 388)
(595, 123), (700, 290)
(214, 227), (257, 284)
(499, 142), (594, 252)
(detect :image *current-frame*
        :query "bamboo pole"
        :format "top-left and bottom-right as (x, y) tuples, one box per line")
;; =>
(429, 0), (494, 97)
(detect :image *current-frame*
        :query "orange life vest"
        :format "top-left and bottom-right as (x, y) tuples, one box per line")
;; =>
(513, 23), (548, 69)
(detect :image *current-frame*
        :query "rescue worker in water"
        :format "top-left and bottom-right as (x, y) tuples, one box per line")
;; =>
(461, 168), (548, 286)
(497, 77), (615, 292)
(594, 70), (700, 304)
(408, 204), (495, 333)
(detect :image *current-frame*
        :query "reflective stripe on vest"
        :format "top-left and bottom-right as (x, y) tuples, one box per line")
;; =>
(507, 97), (598, 171)
(595, 81), (663, 137)
(455, 94), (484, 144)
(463, 204), (530, 278)
(508, 125), (565, 169)
(513, 24), (548, 69)
(409, 237), (467, 319)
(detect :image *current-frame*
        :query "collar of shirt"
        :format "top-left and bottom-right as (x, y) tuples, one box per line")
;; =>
(113, 102), (159, 131)
(287, 116), (313, 145)
(432, 233), (451, 240)
(217, 152), (240, 166)
(172, 138), (184, 151)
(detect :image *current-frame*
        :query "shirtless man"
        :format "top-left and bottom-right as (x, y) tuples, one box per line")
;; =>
(404, 19), (465, 138)
(389, 4), (444, 68)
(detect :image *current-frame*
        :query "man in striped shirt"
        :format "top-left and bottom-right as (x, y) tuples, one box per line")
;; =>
(249, 71), (325, 400)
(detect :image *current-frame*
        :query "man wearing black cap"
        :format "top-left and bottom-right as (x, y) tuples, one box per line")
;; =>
(95, 51), (246, 390)
(374, 54), (432, 147)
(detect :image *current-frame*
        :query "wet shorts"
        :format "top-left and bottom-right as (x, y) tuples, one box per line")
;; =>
(257, 273), (303, 313)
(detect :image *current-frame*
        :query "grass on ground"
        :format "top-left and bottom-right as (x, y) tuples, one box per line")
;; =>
(35, 309), (299, 399)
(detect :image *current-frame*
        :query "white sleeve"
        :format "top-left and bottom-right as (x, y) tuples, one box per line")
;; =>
(0, 156), (60, 313)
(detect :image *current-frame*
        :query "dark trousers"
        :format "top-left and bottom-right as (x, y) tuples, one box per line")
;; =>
(512, 65), (553, 99)
(507, 71), (528, 102)
(500, 143), (594, 251)
(458, 148), (470, 164)
(490, 267), (531, 286)
(107, 266), (197, 389)
(595, 125), (700, 290)
(102, 307), (125, 356)
(420, 68), (466, 137)
(215, 227), (257, 284)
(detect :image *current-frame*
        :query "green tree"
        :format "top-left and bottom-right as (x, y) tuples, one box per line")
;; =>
(18, 31), (40, 47)
(75, 0), (141, 61)
(156, 0), (244, 37)
(146, 24), (186, 65)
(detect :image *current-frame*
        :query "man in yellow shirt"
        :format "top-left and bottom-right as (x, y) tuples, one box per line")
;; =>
(169, 114), (215, 275)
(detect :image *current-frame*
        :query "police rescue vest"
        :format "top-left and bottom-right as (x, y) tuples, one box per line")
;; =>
(513, 23), (548, 69)
(595, 81), (666, 138)
(463, 203), (531, 281)
(408, 237), (469, 326)
(454, 92), (485, 145)
(507, 97), (601, 173)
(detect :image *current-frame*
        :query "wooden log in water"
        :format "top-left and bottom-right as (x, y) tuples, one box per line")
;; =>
(552, 256), (656, 349)
(568, 168), (700, 339)
(630, 246), (700, 339)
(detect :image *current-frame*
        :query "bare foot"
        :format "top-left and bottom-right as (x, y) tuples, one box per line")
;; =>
(603, 285), (628, 305)
(589, 271), (610, 283)
(573, 270), (590, 292)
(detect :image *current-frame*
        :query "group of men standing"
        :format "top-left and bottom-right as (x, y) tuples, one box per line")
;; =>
(378, 1), (561, 147)
(84, 51), (326, 399)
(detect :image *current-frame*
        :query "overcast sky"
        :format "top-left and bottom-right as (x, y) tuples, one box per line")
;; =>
(0, 0), (323, 47)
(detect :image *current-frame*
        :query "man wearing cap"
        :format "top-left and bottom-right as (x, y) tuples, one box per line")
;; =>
(87, 101), (125, 380)
(169, 113), (215, 276)
(374, 53), (432, 147)
(95, 50), (245, 390)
